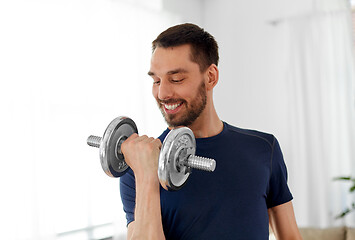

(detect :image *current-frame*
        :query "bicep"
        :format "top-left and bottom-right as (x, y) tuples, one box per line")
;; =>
(268, 201), (302, 240)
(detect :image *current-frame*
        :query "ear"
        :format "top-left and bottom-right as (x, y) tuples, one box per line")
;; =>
(205, 64), (219, 91)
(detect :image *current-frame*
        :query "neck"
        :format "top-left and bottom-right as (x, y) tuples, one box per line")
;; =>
(190, 106), (223, 138)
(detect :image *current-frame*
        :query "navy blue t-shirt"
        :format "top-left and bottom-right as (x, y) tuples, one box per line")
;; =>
(120, 122), (293, 239)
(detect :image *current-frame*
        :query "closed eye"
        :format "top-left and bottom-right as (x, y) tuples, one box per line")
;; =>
(171, 78), (184, 83)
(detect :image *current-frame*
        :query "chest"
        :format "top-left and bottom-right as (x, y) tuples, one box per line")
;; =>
(159, 143), (272, 239)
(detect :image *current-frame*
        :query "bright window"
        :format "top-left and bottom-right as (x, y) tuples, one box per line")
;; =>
(0, 0), (176, 239)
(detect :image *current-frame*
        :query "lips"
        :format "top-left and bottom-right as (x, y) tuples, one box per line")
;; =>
(163, 102), (182, 110)
(162, 102), (183, 114)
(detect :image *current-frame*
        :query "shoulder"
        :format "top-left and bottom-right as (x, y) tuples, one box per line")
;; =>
(224, 122), (276, 149)
(157, 128), (170, 143)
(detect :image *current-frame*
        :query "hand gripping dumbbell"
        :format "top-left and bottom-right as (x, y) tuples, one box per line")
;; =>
(87, 116), (216, 190)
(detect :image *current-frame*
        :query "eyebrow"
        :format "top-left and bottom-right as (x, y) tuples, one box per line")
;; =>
(147, 68), (188, 77)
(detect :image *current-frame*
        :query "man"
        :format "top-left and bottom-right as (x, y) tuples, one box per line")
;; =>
(120, 23), (302, 240)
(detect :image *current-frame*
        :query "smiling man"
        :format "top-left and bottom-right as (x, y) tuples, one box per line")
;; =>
(120, 23), (302, 240)
(148, 44), (217, 133)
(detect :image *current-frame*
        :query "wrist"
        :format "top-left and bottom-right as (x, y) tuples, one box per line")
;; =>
(135, 172), (160, 188)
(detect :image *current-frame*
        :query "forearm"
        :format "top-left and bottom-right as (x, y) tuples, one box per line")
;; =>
(268, 201), (302, 240)
(130, 175), (165, 240)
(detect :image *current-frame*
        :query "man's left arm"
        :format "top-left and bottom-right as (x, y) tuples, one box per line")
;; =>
(268, 201), (303, 240)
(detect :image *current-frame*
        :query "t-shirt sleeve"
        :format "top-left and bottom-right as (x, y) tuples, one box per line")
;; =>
(266, 137), (293, 208)
(120, 168), (136, 226)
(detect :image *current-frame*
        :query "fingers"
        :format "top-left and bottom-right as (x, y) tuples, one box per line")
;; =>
(120, 134), (162, 178)
(141, 136), (162, 152)
(154, 138), (162, 149)
(125, 134), (161, 146)
(121, 133), (161, 155)
(121, 134), (147, 150)
(142, 136), (162, 147)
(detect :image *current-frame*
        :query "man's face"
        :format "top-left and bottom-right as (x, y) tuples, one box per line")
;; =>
(148, 45), (207, 127)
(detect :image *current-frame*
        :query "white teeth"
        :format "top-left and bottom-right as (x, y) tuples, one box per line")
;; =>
(164, 102), (182, 110)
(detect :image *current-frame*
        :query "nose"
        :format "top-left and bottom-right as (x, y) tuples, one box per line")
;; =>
(157, 79), (173, 100)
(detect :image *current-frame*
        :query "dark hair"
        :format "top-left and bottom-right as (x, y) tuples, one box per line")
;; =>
(152, 23), (219, 72)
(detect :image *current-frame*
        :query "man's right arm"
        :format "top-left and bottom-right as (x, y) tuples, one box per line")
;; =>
(127, 172), (164, 240)
(121, 134), (165, 240)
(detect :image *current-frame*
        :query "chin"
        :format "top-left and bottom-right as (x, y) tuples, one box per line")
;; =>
(163, 116), (182, 128)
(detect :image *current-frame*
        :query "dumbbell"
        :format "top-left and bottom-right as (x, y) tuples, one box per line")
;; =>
(87, 116), (216, 190)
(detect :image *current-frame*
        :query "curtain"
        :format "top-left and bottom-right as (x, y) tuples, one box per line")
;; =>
(0, 0), (177, 239)
(282, 0), (355, 227)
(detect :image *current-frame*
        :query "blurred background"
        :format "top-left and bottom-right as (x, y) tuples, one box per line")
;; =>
(0, 0), (354, 239)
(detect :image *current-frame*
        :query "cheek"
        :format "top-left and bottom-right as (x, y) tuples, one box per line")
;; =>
(152, 86), (158, 99)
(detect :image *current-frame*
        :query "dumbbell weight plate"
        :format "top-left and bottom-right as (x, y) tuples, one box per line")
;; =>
(158, 127), (196, 190)
(100, 116), (138, 177)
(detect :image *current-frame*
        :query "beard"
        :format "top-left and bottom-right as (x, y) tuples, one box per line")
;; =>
(156, 80), (207, 128)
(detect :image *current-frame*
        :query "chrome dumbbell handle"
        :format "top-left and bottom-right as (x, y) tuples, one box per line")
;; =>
(186, 155), (216, 172)
(87, 135), (101, 148)
(87, 135), (126, 155)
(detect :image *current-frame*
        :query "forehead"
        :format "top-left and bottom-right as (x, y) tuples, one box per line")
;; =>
(150, 45), (198, 75)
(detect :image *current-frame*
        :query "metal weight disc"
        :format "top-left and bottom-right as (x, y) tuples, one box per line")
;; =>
(99, 116), (138, 177)
(158, 127), (196, 190)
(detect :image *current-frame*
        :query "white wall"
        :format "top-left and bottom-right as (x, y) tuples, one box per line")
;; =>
(0, 1), (178, 238)
(161, 0), (310, 136)
(162, 0), (203, 26)
(203, 1), (289, 134)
